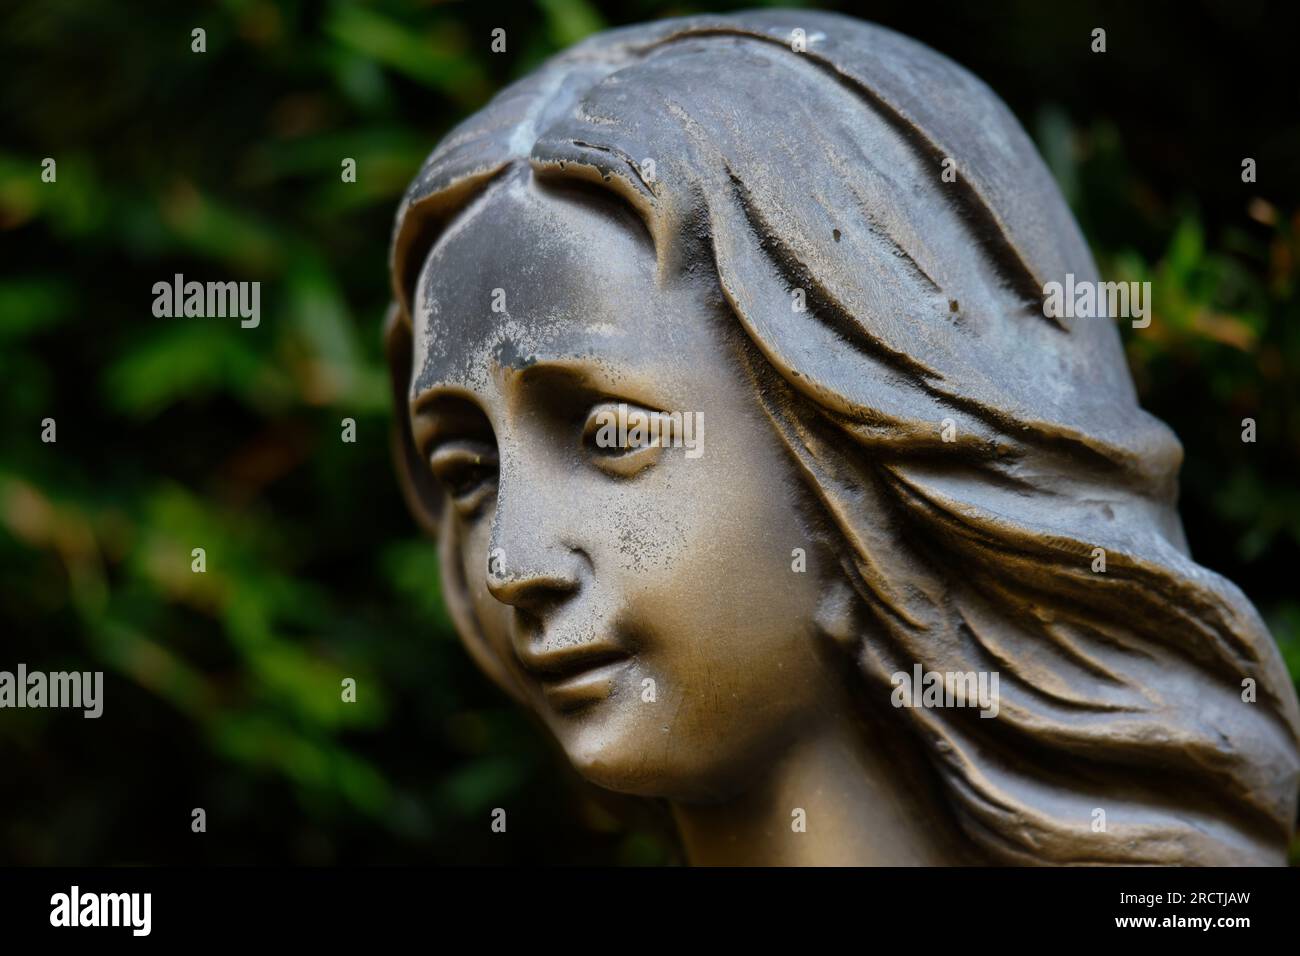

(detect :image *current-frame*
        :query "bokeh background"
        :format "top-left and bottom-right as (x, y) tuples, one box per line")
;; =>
(2, 0), (1297, 864)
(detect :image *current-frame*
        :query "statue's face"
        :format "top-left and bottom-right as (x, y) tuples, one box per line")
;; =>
(409, 172), (838, 800)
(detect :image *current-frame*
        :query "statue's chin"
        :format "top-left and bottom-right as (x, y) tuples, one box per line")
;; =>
(546, 707), (755, 805)
(544, 700), (668, 796)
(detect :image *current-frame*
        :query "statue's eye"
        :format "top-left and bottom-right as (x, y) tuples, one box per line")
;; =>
(582, 401), (664, 478)
(429, 441), (498, 515)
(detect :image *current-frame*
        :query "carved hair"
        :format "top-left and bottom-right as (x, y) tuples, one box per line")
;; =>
(387, 11), (1300, 864)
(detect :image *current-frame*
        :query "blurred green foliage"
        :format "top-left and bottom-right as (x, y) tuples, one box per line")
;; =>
(1, 0), (1297, 864)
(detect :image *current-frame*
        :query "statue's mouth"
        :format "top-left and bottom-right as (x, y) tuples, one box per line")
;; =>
(536, 655), (632, 713)
(515, 641), (632, 712)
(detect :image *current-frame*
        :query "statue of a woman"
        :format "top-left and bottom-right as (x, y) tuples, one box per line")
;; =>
(385, 10), (1300, 865)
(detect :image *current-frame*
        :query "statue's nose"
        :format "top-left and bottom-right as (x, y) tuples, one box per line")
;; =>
(485, 469), (582, 611)
(485, 550), (579, 610)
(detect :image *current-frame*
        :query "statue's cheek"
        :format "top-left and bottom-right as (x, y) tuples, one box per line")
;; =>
(444, 507), (530, 703)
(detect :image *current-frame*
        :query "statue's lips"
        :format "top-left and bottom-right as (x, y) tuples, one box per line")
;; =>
(538, 658), (629, 712)
(516, 643), (631, 711)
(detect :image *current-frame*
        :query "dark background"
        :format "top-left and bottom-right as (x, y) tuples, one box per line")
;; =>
(2, 0), (1298, 864)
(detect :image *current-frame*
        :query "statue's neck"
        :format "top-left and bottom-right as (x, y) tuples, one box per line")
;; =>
(669, 706), (972, 866)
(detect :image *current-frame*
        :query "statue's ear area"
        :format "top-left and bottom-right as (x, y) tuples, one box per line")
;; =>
(384, 303), (443, 537)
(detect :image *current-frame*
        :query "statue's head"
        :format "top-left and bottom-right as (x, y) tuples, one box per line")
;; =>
(386, 10), (1300, 864)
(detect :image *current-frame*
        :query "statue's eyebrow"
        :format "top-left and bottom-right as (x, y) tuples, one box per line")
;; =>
(409, 389), (492, 457)
(506, 355), (663, 413)
(410, 380), (473, 414)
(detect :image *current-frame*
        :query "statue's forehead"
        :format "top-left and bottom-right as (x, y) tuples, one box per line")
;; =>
(409, 174), (662, 397)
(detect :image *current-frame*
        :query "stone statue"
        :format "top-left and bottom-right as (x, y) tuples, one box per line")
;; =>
(384, 10), (1300, 864)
